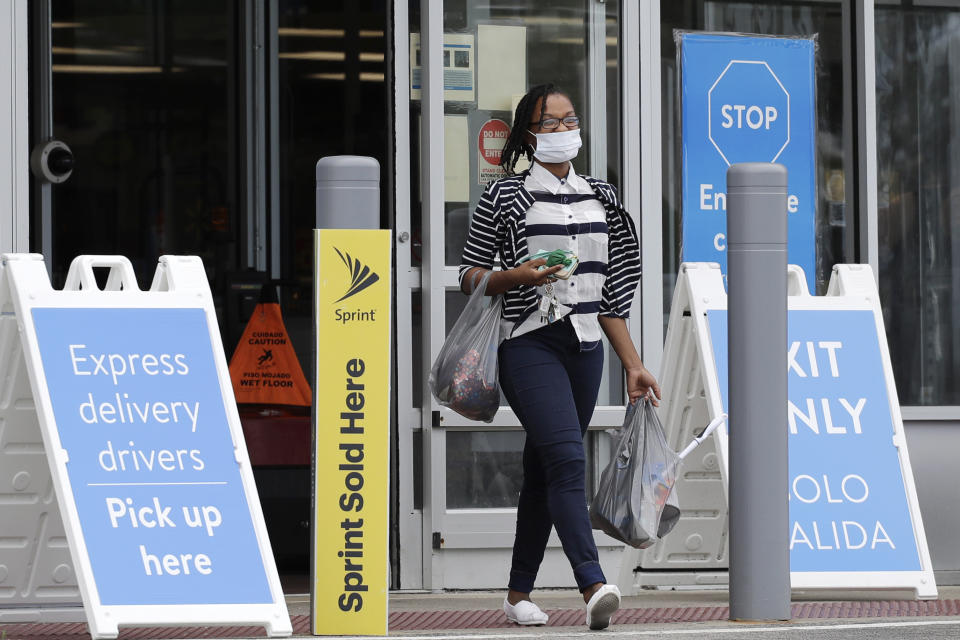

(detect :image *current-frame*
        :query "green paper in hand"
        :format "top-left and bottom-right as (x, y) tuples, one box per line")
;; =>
(522, 249), (579, 279)
(525, 249), (575, 267)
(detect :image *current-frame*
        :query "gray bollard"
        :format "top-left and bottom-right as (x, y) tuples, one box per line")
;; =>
(726, 162), (790, 621)
(315, 155), (380, 229)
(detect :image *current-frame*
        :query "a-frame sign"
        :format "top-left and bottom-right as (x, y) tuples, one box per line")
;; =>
(619, 263), (936, 599)
(0, 254), (291, 638)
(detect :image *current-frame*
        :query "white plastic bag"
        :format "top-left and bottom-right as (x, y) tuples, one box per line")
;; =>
(589, 398), (681, 549)
(428, 271), (502, 423)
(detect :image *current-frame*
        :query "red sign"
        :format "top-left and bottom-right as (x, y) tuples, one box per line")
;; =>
(478, 119), (510, 166)
(478, 118), (510, 186)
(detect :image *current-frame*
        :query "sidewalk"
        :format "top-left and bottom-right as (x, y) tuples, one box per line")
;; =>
(3, 586), (959, 638)
(293, 585), (960, 633)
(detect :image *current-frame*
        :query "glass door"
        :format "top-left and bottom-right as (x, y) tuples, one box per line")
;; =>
(403, 0), (634, 589)
(32, 1), (248, 293)
(32, 1), (393, 582)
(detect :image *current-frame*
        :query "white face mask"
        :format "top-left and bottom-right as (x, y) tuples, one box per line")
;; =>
(528, 128), (582, 163)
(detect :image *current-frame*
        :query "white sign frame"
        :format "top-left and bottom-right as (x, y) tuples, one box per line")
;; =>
(0, 254), (292, 639)
(620, 262), (937, 599)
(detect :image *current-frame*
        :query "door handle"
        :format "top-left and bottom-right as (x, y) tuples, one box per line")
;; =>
(30, 139), (74, 184)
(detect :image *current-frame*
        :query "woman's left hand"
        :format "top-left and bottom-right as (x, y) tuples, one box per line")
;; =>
(626, 366), (661, 406)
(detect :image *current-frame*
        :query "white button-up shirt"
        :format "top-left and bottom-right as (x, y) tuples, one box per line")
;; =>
(507, 162), (609, 345)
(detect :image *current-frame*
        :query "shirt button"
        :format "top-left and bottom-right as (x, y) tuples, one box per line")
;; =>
(571, 235), (576, 240)
(561, 196), (568, 204)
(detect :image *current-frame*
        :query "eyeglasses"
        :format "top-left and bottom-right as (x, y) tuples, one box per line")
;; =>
(529, 115), (580, 130)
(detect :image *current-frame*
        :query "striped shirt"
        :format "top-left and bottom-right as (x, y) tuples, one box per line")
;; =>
(511, 164), (609, 342)
(459, 164), (641, 344)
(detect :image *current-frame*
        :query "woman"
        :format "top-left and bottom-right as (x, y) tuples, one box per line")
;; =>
(459, 84), (662, 630)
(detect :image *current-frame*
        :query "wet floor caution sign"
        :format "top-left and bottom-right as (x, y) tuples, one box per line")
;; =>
(229, 284), (311, 406)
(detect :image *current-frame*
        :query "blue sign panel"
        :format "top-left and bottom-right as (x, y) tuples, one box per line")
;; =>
(707, 310), (922, 572)
(681, 33), (816, 293)
(32, 308), (272, 606)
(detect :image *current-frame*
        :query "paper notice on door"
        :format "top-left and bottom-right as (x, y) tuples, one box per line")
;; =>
(478, 25), (526, 111)
(411, 33), (476, 102)
(444, 115), (470, 202)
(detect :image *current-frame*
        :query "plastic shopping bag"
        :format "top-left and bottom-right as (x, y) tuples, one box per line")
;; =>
(428, 271), (502, 423)
(589, 398), (681, 549)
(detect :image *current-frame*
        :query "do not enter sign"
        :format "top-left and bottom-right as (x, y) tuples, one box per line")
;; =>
(478, 118), (509, 165)
(478, 118), (509, 186)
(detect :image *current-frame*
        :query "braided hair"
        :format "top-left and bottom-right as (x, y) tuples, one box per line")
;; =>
(499, 83), (568, 175)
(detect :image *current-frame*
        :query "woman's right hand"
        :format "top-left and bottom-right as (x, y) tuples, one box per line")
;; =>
(510, 258), (562, 287)
(462, 260), (563, 296)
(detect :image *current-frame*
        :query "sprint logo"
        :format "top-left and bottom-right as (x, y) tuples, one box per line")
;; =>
(333, 248), (380, 324)
(335, 248), (380, 302)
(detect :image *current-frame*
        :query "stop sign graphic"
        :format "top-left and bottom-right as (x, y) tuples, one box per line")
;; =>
(708, 60), (790, 166)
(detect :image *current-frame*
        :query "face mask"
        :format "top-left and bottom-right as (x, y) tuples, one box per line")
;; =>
(528, 128), (582, 163)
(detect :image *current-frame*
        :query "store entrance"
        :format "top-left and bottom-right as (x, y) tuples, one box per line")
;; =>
(31, 0), (247, 292)
(398, 0), (637, 590)
(29, 0), (391, 587)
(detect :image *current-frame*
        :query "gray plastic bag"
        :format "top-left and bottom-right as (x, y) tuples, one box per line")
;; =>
(590, 398), (681, 549)
(428, 271), (502, 423)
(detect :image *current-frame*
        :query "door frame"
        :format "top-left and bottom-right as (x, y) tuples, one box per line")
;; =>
(391, 0), (423, 591)
(393, 0), (661, 590)
(0, 1), (29, 254)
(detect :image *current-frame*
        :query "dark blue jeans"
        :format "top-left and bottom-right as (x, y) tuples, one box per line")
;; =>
(498, 318), (606, 593)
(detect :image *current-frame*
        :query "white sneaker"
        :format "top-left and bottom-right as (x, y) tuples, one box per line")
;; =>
(585, 584), (620, 630)
(503, 597), (549, 626)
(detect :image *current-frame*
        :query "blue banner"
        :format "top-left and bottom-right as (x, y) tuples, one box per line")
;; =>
(681, 33), (816, 293)
(32, 308), (272, 606)
(708, 309), (922, 572)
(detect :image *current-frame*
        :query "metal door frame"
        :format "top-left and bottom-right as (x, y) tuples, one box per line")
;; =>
(0, 1), (29, 254)
(391, 0), (423, 590)
(393, 0), (654, 590)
